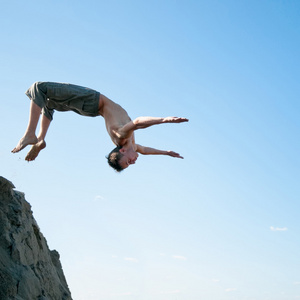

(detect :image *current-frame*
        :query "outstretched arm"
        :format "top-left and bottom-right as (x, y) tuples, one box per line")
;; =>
(136, 144), (184, 159)
(119, 116), (188, 138)
(133, 116), (188, 129)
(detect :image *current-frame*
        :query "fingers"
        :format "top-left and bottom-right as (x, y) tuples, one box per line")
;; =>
(177, 117), (189, 123)
(168, 151), (184, 159)
(165, 117), (189, 123)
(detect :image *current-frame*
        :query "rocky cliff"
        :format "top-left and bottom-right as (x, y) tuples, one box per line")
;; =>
(0, 176), (72, 300)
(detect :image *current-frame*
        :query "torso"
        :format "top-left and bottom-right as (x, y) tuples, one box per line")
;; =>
(98, 94), (135, 147)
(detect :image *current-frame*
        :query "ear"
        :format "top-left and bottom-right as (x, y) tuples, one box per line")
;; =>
(119, 147), (126, 154)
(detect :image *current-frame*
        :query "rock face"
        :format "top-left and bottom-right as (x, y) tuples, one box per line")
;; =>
(0, 176), (72, 300)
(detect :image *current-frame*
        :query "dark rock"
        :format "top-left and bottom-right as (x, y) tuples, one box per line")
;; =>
(0, 176), (72, 300)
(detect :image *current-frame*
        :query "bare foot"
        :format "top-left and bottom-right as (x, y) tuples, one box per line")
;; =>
(12, 134), (38, 153)
(25, 140), (46, 161)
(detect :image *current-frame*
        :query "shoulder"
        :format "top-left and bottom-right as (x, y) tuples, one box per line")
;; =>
(135, 144), (145, 153)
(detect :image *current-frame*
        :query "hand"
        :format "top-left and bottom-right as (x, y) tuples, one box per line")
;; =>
(167, 151), (184, 159)
(163, 117), (189, 123)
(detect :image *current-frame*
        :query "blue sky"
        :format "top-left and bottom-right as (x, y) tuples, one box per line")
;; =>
(1, 1), (300, 299)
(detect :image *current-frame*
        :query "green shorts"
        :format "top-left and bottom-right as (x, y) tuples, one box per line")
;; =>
(25, 82), (100, 120)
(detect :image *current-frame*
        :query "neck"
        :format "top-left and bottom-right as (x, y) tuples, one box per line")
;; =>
(121, 137), (136, 151)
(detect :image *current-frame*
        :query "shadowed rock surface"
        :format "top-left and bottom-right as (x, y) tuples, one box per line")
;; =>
(0, 176), (72, 300)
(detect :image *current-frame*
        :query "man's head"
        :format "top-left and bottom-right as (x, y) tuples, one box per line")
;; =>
(107, 146), (139, 172)
(107, 146), (124, 172)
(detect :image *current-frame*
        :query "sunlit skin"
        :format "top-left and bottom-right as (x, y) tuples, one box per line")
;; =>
(99, 94), (188, 169)
(12, 90), (189, 167)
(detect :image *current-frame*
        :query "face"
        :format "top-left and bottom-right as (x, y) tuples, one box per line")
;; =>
(119, 149), (139, 169)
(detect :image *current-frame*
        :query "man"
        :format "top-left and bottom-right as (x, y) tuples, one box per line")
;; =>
(12, 82), (188, 171)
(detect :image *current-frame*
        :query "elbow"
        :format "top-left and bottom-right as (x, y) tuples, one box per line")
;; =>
(133, 118), (139, 125)
(133, 118), (141, 129)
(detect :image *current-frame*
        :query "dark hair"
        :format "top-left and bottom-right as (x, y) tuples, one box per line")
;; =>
(106, 146), (124, 172)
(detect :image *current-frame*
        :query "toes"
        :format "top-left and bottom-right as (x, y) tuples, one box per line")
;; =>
(11, 146), (21, 153)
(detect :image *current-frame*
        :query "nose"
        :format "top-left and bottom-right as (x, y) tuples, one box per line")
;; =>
(129, 157), (137, 164)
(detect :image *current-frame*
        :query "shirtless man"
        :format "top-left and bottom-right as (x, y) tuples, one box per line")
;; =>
(12, 82), (188, 171)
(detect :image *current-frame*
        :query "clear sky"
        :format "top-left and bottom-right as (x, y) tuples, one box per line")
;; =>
(1, 1), (300, 299)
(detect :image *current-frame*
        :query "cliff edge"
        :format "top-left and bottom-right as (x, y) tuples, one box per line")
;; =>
(0, 176), (72, 300)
